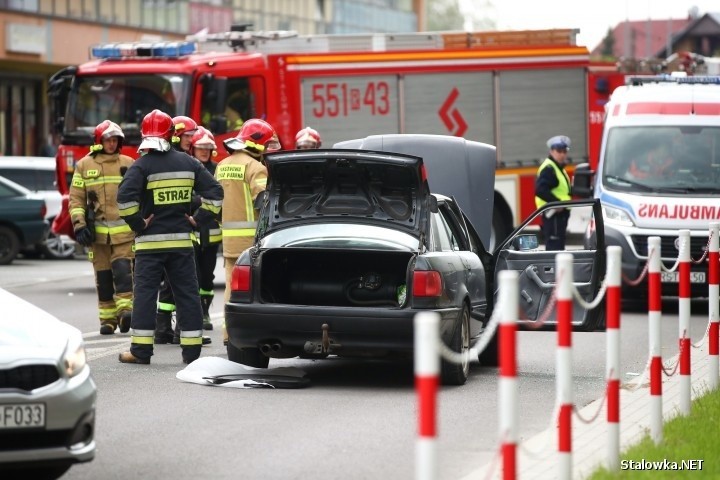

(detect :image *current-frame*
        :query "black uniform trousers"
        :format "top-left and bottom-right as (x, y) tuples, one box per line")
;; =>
(131, 249), (202, 362)
(541, 210), (570, 251)
(195, 242), (219, 293)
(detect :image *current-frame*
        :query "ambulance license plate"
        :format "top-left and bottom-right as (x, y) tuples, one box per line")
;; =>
(0, 403), (45, 429)
(660, 271), (706, 283)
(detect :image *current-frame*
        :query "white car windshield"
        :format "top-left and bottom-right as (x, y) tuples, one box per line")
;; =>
(602, 125), (720, 194)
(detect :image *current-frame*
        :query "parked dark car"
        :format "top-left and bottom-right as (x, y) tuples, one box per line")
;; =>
(225, 136), (605, 385)
(0, 176), (49, 265)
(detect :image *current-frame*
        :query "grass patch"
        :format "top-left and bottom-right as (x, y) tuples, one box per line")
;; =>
(588, 386), (720, 479)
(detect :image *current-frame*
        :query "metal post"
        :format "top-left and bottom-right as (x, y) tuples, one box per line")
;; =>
(498, 271), (519, 480)
(709, 223), (719, 391)
(678, 230), (691, 415)
(606, 246), (622, 471)
(556, 253), (573, 480)
(415, 312), (439, 480)
(648, 236), (663, 444)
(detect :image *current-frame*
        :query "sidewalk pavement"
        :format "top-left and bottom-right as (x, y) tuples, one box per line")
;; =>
(462, 335), (714, 479)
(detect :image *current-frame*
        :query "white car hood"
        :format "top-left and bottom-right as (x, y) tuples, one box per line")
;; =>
(0, 288), (75, 363)
(599, 188), (720, 230)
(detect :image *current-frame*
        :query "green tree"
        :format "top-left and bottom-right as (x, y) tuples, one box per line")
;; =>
(601, 27), (616, 57)
(426, 0), (465, 31)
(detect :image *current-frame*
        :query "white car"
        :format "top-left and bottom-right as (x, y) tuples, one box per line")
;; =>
(0, 287), (96, 478)
(0, 157), (76, 259)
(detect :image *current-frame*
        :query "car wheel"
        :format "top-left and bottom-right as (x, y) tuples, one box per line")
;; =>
(10, 464), (71, 480)
(227, 342), (269, 368)
(0, 225), (20, 265)
(477, 321), (499, 367)
(40, 229), (76, 259)
(441, 304), (470, 386)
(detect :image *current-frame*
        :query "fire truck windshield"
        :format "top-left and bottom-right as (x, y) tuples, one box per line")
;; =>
(602, 126), (720, 194)
(63, 74), (190, 144)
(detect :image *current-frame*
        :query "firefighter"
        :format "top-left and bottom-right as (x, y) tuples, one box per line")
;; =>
(266, 132), (282, 153)
(117, 109), (223, 365)
(534, 135), (572, 251)
(189, 127), (222, 332)
(154, 115), (214, 344)
(295, 126), (322, 150)
(69, 120), (135, 335)
(217, 118), (274, 345)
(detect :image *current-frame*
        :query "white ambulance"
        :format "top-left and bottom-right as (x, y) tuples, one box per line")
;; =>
(575, 75), (720, 298)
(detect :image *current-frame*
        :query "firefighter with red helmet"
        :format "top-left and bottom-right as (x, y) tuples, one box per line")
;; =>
(217, 118), (273, 345)
(69, 120), (135, 335)
(117, 109), (223, 365)
(171, 115), (198, 153)
(190, 127), (222, 331)
(154, 115), (214, 343)
(295, 126), (322, 150)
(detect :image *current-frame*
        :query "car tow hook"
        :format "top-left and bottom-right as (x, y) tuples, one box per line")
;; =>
(303, 323), (341, 354)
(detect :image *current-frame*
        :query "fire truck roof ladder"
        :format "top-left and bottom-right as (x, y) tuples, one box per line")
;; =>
(626, 75), (720, 86)
(188, 26), (579, 55)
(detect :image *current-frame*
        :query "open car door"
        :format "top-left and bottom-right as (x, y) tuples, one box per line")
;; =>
(492, 199), (606, 331)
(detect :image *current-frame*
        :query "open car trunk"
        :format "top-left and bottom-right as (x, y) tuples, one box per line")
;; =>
(258, 249), (415, 307)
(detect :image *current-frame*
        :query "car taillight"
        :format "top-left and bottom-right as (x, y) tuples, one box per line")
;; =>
(412, 270), (442, 297)
(40, 202), (47, 219)
(231, 265), (251, 292)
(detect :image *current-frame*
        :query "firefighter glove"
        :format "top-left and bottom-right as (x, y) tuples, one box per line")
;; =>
(74, 226), (94, 247)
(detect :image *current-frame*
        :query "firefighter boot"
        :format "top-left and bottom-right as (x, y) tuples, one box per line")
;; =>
(118, 351), (150, 365)
(173, 324), (212, 345)
(118, 311), (132, 334)
(154, 311), (175, 344)
(200, 294), (213, 330)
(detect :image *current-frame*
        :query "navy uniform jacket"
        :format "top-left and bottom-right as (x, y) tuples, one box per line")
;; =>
(117, 149), (223, 253)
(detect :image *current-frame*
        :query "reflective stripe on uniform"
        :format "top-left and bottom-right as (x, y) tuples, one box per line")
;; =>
(209, 228), (222, 243)
(99, 307), (116, 320)
(157, 301), (176, 312)
(70, 207), (86, 217)
(199, 288), (214, 296)
(180, 329), (203, 346)
(244, 183), (254, 221)
(255, 178), (267, 187)
(118, 201), (140, 216)
(115, 298), (133, 310)
(201, 198), (222, 214)
(131, 329), (155, 345)
(146, 171), (195, 189)
(222, 221), (256, 238)
(84, 175), (124, 187)
(95, 219), (133, 235)
(134, 232), (194, 251)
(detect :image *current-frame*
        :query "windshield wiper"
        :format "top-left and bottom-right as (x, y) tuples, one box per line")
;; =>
(604, 175), (655, 192)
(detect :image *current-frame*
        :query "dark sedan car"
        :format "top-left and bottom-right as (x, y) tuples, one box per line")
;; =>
(0, 176), (49, 265)
(225, 136), (605, 385)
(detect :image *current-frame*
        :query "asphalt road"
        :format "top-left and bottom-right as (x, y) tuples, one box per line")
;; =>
(0, 255), (711, 480)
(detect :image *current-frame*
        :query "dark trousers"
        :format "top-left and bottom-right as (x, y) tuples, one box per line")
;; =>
(541, 210), (569, 251)
(195, 243), (219, 293)
(131, 250), (202, 362)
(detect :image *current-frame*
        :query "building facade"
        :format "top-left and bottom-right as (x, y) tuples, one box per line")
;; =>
(0, 0), (421, 156)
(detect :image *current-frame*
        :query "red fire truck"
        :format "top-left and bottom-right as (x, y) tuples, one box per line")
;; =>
(49, 27), (622, 243)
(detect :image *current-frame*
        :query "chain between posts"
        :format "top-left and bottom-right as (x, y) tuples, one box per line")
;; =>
(518, 401), (560, 458)
(437, 294), (503, 364)
(573, 372), (610, 424)
(692, 231), (713, 265)
(622, 248), (653, 286)
(661, 333), (685, 377)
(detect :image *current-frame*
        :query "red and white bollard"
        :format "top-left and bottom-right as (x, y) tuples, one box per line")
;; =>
(709, 223), (719, 391)
(414, 312), (439, 480)
(556, 253), (574, 480)
(648, 236), (663, 444)
(678, 230), (691, 415)
(606, 246), (622, 471)
(498, 271), (519, 480)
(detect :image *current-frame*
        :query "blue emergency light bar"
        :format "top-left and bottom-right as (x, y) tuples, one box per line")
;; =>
(90, 41), (197, 59)
(626, 75), (720, 86)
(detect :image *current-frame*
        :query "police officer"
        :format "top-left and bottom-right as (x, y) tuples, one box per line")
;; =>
(295, 126), (321, 150)
(217, 118), (274, 345)
(535, 135), (572, 251)
(69, 120), (135, 335)
(117, 110), (223, 365)
(154, 116), (214, 344)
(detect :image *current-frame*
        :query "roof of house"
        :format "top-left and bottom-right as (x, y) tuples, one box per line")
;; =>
(590, 18), (692, 59)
